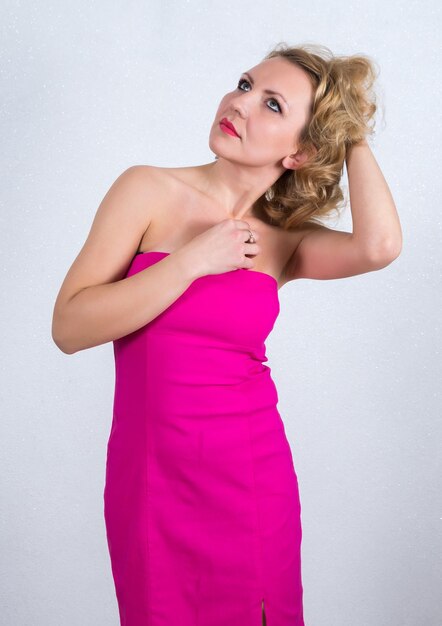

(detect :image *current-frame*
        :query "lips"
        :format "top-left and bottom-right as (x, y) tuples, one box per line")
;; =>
(220, 117), (240, 137)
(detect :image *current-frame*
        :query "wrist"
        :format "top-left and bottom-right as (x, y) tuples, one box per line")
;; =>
(172, 247), (204, 282)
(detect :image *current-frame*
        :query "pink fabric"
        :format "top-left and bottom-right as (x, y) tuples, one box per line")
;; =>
(104, 251), (304, 625)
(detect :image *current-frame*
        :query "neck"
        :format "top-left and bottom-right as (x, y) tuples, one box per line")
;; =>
(197, 158), (285, 220)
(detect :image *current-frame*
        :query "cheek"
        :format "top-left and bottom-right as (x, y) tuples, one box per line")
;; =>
(252, 126), (291, 156)
(250, 118), (283, 140)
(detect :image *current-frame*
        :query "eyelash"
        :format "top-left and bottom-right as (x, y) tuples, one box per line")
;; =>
(236, 78), (282, 114)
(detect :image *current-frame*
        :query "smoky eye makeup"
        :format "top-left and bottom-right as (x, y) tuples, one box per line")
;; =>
(237, 77), (283, 114)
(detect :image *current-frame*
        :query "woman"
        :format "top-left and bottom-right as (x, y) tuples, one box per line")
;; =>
(52, 43), (402, 626)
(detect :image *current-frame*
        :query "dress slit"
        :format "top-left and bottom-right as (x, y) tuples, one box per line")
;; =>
(262, 598), (267, 625)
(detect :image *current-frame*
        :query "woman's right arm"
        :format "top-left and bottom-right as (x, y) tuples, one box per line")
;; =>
(51, 166), (200, 355)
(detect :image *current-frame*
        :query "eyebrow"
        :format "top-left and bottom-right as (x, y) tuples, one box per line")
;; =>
(242, 71), (289, 109)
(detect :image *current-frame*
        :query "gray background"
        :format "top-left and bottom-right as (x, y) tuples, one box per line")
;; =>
(1, 1), (441, 624)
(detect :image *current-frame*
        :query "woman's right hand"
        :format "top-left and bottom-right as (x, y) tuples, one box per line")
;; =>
(177, 218), (261, 278)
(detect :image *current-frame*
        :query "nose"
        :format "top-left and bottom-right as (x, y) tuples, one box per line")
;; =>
(229, 93), (247, 119)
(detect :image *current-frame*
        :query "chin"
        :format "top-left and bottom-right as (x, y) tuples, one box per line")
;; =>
(208, 135), (236, 161)
(208, 137), (224, 159)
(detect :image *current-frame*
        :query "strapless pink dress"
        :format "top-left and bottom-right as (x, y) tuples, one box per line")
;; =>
(104, 251), (304, 625)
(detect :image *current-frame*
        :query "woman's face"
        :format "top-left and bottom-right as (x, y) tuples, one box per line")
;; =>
(209, 56), (314, 169)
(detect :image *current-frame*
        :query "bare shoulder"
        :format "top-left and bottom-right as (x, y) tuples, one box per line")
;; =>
(124, 164), (192, 220)
(52, 164), (169, 313)
(138, 164), (197, 206)
(130, 163), (175, 190)
(126, 163), (186, 191)
(144, 164), (194, 185)
(135, 164), (214, 226)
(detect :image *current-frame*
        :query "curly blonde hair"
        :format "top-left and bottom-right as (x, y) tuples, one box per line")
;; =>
(254, 42), (381, 230)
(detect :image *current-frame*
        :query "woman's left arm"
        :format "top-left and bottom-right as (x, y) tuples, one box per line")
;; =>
(283, 140), (403, 282)
(345, 138), (403, 258)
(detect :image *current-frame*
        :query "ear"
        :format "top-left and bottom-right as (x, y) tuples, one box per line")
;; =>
(282, 144), (317, 170)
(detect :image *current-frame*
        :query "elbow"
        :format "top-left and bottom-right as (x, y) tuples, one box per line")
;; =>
(366, 237), (403, 268)
(55, 341), (77, 355)
(52, 317), (77, 355)
(52, 331), (76, 355)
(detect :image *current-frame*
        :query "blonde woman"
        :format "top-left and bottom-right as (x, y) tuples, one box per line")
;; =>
(52, 42), (402, 626)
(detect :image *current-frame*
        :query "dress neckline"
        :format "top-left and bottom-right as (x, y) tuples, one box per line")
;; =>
(134, 250), (279, 288)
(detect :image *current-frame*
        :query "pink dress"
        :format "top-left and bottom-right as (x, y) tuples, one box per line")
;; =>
(104, 251), (305, 626)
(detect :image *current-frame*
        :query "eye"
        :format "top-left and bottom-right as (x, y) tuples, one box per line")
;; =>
(236, 78), (282, 114)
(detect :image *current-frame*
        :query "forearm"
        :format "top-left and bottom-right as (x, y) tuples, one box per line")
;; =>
(345, 139), (403, 258)
(53, 250), (199, 354)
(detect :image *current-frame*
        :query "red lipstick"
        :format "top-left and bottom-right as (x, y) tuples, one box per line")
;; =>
(220, 117), (240, 138)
